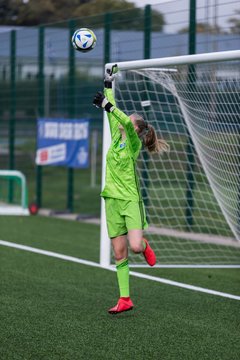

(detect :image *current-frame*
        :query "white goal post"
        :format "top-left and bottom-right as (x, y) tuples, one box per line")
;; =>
(100, 50), (240, 268)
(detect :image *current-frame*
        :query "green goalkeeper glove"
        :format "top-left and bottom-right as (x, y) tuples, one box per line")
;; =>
(93, 91), (114, 113)
(104, 64), (119, 88)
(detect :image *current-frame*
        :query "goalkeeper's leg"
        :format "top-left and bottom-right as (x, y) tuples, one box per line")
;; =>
(128, 229), (156, 267)
(124, 200), (156, 266)
(105, 198), (133, 314)
(108, 235), (134, 314)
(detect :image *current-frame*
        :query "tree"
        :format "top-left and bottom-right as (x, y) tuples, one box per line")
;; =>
(74, 0), (165, 31)
(178, 22), (223, 34)
(0, 0), (19, 23)
(0, 0), (165, 31)
(0, 0), (88, 26)
(16, 0), (56, 26)
(228, 9), (240, 34)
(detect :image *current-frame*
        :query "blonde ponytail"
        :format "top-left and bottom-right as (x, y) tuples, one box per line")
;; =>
(143, 124), (169, 154)
(131, 113), (170, 154)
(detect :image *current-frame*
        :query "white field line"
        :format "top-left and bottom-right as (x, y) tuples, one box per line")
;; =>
(0, 240), (240, 301)
(128, 264), (240, 268)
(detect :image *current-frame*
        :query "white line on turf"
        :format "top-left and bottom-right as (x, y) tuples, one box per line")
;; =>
(1, 240), (240, 301)
(129, 264), (240, 268)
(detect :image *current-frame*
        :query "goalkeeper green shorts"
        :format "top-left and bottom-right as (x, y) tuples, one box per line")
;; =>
(104, 197), (148, 238)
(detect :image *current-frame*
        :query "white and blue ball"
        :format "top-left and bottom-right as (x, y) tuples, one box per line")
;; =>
(71, 28), (97, 52)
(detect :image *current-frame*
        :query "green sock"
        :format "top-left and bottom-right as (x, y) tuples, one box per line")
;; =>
(116, 258), (129, 298)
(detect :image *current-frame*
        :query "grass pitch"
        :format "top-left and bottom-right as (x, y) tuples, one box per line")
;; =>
(0, 216), (239, 360)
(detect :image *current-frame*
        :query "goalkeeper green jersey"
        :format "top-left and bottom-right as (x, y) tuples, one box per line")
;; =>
(100, 88), (142, 201)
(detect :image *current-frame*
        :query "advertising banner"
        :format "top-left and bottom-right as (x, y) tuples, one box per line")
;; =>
(36, 118), (89, 168)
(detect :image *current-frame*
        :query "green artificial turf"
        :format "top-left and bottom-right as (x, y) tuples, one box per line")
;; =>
(0, 216), (99, 263)
(0, 246), (239, 360)
(0, 216), (239, 359)
(139, 268), (240, 297)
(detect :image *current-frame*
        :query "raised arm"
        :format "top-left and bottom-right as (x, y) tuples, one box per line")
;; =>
(93, 85), (141, 158)
(110, 107), (141, 157)
(102, 64), (121, 141)
(104, 87), (120, 142)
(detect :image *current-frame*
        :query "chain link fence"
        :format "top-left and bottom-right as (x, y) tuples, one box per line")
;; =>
(0, 0), (239, 216)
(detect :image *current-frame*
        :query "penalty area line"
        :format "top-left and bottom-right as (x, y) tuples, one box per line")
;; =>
(0, 240), (240, 301)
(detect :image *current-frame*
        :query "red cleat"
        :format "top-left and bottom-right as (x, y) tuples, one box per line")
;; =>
(108, 297), (134, 314)
(143, 238), (156, 266)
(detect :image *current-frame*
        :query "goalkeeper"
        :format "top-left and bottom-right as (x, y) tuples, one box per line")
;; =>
(93, 65), (169, 314)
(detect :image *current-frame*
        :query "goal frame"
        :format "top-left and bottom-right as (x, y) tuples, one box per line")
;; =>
(100, 50), (240, 268)
(0, 170), (29, 215)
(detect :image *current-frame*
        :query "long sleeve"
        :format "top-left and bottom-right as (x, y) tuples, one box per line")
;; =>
(101, 89), (142, 201)
(111, 107), (141, 158)
(103, 87), (141, 157)
(104, 88), (120, 142)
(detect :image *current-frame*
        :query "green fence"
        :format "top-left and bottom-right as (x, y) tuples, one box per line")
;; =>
(0, 0), (239, 217)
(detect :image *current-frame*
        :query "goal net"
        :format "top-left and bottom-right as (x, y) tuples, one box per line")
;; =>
(100, 50), (240, 267)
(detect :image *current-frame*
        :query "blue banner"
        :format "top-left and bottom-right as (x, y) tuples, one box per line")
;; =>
(36, 118), (89, 168)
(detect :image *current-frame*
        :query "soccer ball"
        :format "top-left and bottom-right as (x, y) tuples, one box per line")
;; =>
(71, 28), (97, 52)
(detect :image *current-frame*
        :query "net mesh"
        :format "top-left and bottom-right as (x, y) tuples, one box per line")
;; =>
(114, 59), (240, 265)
